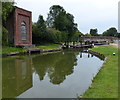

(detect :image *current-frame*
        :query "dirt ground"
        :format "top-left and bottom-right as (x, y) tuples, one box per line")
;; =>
(110, 43), (120, 49)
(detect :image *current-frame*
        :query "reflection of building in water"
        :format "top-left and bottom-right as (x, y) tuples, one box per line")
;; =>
(15, 58), (32, 95)
(2, 58), (32, 98)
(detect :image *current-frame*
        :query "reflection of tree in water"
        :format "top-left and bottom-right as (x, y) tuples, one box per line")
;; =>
(33, 53), (60, 81)
(48, 53), (77, 84)
(33, 52), (77, 84)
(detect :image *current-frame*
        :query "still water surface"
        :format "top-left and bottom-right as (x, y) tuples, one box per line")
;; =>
(2, 50), (104, 98)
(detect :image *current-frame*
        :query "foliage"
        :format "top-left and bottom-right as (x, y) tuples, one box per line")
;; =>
(32, 15), (47, 44)
(60, 31), (68, 42)
(2, 2), (14, 46)
(47, 5), (65, 28)
(65, 13), (78, 41)
(84, 33), (91, 36)
(46, 28), (65, 42)
(2, 2), (14, 26)
(90, 28), (98, 36)
(2, 26), (8, 46)
(54, 11), (67, 31)
(47, 5), (78, 42)
(71, 30), (82, 42)
(102, 27), (118, 37)
(116, 32), (120, 38)
(33, 5), (78, 44)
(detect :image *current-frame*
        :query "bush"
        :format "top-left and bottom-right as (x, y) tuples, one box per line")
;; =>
(46, 28), (64, 43)
(2, 27), (8, 46)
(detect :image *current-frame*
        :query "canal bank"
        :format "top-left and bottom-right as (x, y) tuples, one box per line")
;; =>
(82, 45), (118, 98)
(1, 43), (96, 57)
(1, 44), (62, 57)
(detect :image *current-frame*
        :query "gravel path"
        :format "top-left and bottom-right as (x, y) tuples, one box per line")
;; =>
(110, 43), (120, 49)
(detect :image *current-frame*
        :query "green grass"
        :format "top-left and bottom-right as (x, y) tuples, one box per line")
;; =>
(1, 46), (26, 54)
(1, 44), (62, 54)
(82, 45), (118, 98)
(36, 43), (61, 49)
(92, 45), (118, 56)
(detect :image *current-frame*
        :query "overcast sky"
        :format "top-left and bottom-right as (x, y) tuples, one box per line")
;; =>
(15, 0), (119, 34)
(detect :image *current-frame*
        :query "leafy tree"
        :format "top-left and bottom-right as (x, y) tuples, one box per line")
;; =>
(90, 28), (98, 36)
(65, 13), (77, 41)
(32, 22), (38, 43)
(84, 33), (91, 36)
(2, 2), (14, 26)
(46, 28), (63, 42)
(54, 12), (78, 41)
(116, 32), (120, 38)
(54, 11), (67, 31)
(102, 27), (118, 37)
(2, 2), (14, 46)
(37, 15), (47, 39)
(2, 26), (8, 46)
(71, 30), (82, 42)
(47, 5), (78, 42)
(47, 5), (65, 28)
(32, 15), (47, 44)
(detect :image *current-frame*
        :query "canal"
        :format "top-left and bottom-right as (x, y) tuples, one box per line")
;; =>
(2, 49), (104, 98)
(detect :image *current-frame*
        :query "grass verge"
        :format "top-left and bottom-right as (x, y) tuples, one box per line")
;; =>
(82, 45), (118, 98)
(36, 43), (61, 49)
(1, 46), (26, 54)
(1, 44), (62, 54)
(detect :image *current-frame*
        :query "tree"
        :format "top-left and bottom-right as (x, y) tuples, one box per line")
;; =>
(71, 30), (82, 42)
(32, 15), (47, 44)
(90, 28), (98, 36)
(47, 5), (65, 28)
(2, 2), (14, 46)
(37, 15), (47, 38)
(116, 32), (120, 38)
(65, 13), (77, 41)
(54, 11), (67, 31)
(47, 5), (78, 42)
(2, 2), (15, 26)
(54, 12), (78, 41)
(84, 33), (91, 36)
(103, 27), (118, 37)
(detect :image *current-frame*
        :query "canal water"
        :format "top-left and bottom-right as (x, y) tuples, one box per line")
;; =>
(2, 50), (104, 98)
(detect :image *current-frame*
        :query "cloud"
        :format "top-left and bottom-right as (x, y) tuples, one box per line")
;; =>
(15, 0), (119, 33)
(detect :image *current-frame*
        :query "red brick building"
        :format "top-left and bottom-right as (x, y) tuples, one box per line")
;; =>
(6, 7), (32, 47)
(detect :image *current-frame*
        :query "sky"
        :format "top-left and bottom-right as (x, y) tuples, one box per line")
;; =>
(15, 0), (119, 34)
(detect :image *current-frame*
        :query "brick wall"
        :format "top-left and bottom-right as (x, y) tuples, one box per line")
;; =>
(6, 7), (32, 46)
(15, 7), (32, 46)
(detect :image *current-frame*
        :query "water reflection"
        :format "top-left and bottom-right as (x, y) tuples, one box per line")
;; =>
(80, 52), (94, 58)
(2, 57), (32, 98)
(33, 52), (77, 84)
(2, 51), (104, 98)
